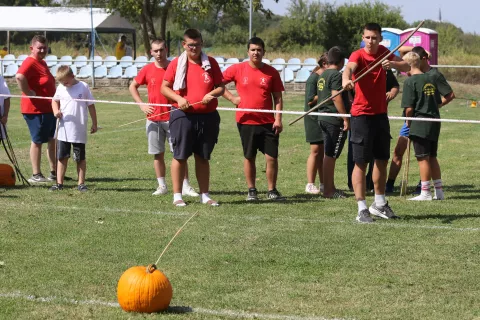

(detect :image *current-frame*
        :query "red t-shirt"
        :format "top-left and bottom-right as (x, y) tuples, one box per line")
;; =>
(349, 45), (394, 116)
(163, 56), (223, 113)
(135, 62), (171, 122)
(17, 56), (56, 114)
(223, 62), (285, 125)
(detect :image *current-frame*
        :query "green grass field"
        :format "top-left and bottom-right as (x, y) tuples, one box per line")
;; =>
(1, 83), (480, 320)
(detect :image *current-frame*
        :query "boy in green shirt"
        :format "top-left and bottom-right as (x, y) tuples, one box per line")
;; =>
(401, 52), (444, 200)
(317, 47), (350, 198)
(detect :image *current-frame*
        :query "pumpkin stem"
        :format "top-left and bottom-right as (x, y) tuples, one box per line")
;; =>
(146, 264), (157, 273)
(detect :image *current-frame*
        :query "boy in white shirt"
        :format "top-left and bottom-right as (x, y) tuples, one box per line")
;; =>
(0, 75), (10, 138)
(50, 66), (98, 192)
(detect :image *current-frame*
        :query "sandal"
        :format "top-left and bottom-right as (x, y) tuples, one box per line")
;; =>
(204, 199), (219, 207)
(173, 200), (187, 207)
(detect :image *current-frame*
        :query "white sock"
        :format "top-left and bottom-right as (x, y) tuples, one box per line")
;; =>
(173, 193), (183, 202)
(421, 181), (431, 196)
(358, 200), (367, 213)
(157, 177), (166, 186)
(201, 193), (211, 204)
(183, 179), (190, 188)
(375, 194), (386, 207)
(433, 179), (443, 197)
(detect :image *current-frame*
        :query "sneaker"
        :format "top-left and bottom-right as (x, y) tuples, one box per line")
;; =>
(28, 173), (48, 183)
(411, 180), (422, 195)
(305, 183), (320, 194)
(47, 171), (56, 181)
(48, 183), (63, 191)
(267, 189), (286, 201)
(324, 190), (347, 199)
(182, 185), (199, 197)
(369, 202), (400, 219)
(152, 185), (168, 196)
(246, 188), (259, 201)
(356, 209), (374, 223)
(408, 194), (433, 201)
(77, 184), (88, 192)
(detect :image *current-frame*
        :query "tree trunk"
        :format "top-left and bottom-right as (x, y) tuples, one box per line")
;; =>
(159, 0), (173, 40)
(139, 0), (157, 57)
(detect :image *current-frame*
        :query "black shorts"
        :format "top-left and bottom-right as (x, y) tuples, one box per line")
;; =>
(237, 123), (279, 159)
(57, 141), (86, 162)
(320, 121), (347, 158)
(350, 114), (391, 164)
(410, 135), (438, 158)
(169, 110), (220, 160)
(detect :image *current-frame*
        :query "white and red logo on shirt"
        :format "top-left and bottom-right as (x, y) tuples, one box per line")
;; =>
(260, 77), (267, 86)
(202, 72), (211, 83)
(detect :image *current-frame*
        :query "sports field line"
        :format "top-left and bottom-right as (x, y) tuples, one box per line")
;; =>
(0, 292), (350, 320)
(3, 203), (189, 216)
(4, 202), (480, 232)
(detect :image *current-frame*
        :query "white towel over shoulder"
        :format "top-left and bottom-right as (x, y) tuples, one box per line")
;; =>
(173, 51), (211, 91)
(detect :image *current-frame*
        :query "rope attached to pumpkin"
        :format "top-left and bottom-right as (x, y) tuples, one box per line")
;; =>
(154, 211), (200, 267)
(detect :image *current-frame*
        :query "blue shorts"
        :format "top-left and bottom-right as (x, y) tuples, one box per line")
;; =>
(399, 122), (410, 137)
(23, 113), (56, 144)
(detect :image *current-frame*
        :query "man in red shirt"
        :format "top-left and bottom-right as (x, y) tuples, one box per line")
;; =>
(161, 29), (225, 207)
(16, 35), (57, 183)
(129, 38), (198, 197)
(222, 37), (285, 201)
(342, 23), (410, 223)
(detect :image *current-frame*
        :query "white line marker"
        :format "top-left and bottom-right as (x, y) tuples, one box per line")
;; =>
(0, 292), (350, 320)
(3, 203), (480, 232)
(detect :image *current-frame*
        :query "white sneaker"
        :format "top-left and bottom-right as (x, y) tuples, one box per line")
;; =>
(433, 194), (445, 200)
(408, 193), (433, 201)
(305, 183), (320, 194)
(152, 185), (168, 196)
(182, 185), (199, 197)
(28, 173), (48, 183)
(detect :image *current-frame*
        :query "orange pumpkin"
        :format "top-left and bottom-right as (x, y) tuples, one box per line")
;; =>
(117, 264), (173, 313)
(0, 164), (15, 187)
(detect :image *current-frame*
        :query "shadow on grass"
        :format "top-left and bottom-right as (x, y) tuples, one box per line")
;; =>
(402, 213), (480, 224)
(161, 306), (193, 314)
(89, 177), (151, 182)
(92, 187), (153, 192)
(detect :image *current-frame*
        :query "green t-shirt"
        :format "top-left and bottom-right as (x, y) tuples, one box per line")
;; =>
(401, 73), (442, 141)
(316, 68), (349, 126)
(304, 72), (319, 112)
(426, 67), (453, 97)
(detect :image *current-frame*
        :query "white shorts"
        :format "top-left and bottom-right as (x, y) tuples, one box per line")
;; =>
(146, 120), (172, 155)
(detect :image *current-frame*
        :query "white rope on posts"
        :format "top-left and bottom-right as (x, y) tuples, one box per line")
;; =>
(2, 93), (480, 125)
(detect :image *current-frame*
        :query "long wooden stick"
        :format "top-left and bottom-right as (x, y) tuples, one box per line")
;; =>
(118, 100), (208, 128)
(400, 138), (411, 197)
(289, 20), (425, 126)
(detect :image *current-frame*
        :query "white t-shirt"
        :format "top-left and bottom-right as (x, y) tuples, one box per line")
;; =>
(0, 76), (10, 139)
(53, 81), (94, 144)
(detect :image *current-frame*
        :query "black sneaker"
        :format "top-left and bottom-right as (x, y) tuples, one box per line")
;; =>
(369, 201), (400, 219)
(267, 188), (286, 201)
(356, 209), (374, 223)
(246, 188), (259, 201)
(78, 184), (88, 192)
(49, 184), (63, 191)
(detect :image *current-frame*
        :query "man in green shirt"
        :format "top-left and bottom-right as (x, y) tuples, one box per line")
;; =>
(317, 47), (350, 198)
(401, 52), (444, 200)
(304, 53), (327, 195)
